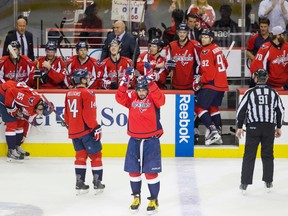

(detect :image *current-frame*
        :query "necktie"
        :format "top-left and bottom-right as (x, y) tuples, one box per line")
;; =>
(20, 35), (25, 55)
(190, 30), (194, 40)
(116, 36), (120, 41)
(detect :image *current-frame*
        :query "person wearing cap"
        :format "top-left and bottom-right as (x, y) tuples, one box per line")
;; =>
(64, 41), (101, 89)
(250, 25), (288, 88)
(193, 29), (229, 146)
(0, 40), (35, 86)
(32, 40), (66, 89)
(166, 23), (202, 90)
(115, 73), (165, 214)
(0, 80), (53, 162)
(258, 0), (288, 31)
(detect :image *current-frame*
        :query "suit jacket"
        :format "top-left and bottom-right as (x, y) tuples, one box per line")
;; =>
(2, 30), (35, 61)
(100, 31), (140, 66)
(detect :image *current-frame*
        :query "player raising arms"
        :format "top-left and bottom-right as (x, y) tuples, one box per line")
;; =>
(193, 29), (229, 145)
(64, 69), (105, 195)
(115, 70), (165, 214)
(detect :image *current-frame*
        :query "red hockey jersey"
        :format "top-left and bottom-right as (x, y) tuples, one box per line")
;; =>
(0, 55), (35, 86)
(250, 42), (288, 87)
(64, 87), (100, 139)
(100, 56), (133, 89)
(0, 80), (41, 122)
(137, 51), (169, 89)
(115, 82), (165, 138)
(64, 55), (102, 89)
(32, 56), (66, 89)
(199, 43), (229, 92)
(167, 40), (201, 89)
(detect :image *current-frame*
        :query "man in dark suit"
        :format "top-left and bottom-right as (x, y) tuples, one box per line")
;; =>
(186, 13), (202, 42)
(2, 15), (35, 61)
(100, 20), (140, 66)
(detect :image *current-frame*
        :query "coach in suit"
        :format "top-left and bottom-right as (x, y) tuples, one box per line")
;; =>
(100, 20), (140, 66)
(2, 15), (35, 61)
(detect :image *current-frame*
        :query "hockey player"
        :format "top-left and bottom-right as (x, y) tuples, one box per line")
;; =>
(250, 25), (288, 88)
(115, 69), (165, 214)
(64, 41), (102, 89)
(0, 80), (53, 162)
(166, 23), (202, 90)
(0, 40), (35, 86)
(193, 29), (229, 145)
(32, 40), (66, 89)
(100, 39), (134, 89)
(64, 69), (105, 195)
(136, 38), (169, 89)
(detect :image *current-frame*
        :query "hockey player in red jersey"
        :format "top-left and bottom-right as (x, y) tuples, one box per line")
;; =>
(193, 29), (229, 145)
(166, 23), (202, 89)
(0, 80), (53, 162)
(136, 38), (169, 89)
(64, 69), (105, 195)
(100, 39), (134, 89)
(0, 41), (35, 86)
(115, 68), (165, 214)
(64, 41), (102, 89)
(32, 40), (66, 89)
(250, 26), (288, 88)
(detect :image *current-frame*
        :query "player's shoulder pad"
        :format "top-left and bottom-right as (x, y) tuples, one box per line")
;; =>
(0, 56), (10, 64)
(201, 49), (210, 55)
(260, 42), (271, 50)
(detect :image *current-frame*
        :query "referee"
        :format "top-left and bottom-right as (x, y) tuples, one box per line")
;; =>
(236, 69), (285, 193)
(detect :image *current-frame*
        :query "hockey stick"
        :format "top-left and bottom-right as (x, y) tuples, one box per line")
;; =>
(8, 45), (18, 81)
(225, 41), (235, 59)
(41, 94), (68, 129)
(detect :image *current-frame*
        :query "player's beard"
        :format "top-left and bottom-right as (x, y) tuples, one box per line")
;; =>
(278, 37), (285, 44)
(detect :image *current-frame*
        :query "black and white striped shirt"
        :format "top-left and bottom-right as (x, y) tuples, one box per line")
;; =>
(236, 84), (285, 129)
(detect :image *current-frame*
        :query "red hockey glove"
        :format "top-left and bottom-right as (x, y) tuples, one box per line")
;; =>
(94, 125), (102, 141)
(7, 106), (18, 117)
(192, 75), (202, 91)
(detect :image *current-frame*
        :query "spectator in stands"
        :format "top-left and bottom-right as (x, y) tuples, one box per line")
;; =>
(64, 41), (101, 89)
(2, 15), (34, 61)
(186, 13), (202, 42)
(245, 3), (259, 33)
(258, 0), (288, 31)
(136, 38), (169, 89)
(213, 4), (240, 47)
(74, 2), (103, 48)
(168, 0), (182, 13)
(250, 25), (288, 89)
(186, 0), (215, 29)
(32, 41), (66, 89)
(100, 39), (135, 89)
(101, 20), (140, 66)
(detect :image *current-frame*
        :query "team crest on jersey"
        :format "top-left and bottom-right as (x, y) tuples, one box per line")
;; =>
(201, 50), (210, 55)
(132, 99), (151, 113)
(261, 44), (269, 49)
(28, 97), (35, 106)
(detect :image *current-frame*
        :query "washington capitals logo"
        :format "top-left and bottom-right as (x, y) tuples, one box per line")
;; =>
(28, 97), (35, 106)
(202, 50), (209, 55)
(132, 99), (151, 113)
(272, 50), (288, 66)
(173, 50), (194, 66)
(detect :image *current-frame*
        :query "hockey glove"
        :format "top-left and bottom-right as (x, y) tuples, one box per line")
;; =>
(93, 125), (102, 141)
(6, 106), (18, 117)
(110, 82), (118, 89)
(192, 75), (202, 91)
(120, 67), (134, 86)
(166, 60), (176, 70)
(144, 62), (151, 70)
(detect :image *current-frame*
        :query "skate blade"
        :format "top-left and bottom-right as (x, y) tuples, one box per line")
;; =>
(147, 210), (158, 215)
(240, 190), (246, 195)
(266, 188), (272, 193)
(205, 136), (221, 145)
(94, 188), (104, 195)
(76, 189), (89, 196)
(129, 208), (139, 214)
(6, 158), (24, 163)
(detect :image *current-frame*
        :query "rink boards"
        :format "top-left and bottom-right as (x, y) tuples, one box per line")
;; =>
(1, 89), (288, 158)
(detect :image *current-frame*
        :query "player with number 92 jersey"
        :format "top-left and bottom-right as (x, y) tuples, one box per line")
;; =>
(64, 88), (99, 139)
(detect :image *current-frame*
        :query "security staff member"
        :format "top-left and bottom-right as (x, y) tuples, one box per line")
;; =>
(236, 69), (285, 193)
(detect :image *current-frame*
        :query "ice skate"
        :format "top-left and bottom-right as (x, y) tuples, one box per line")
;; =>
(214, 127), (223, 144)
(93, 174), (105, 195)
(129, 194), (141, 213)
(76, 175), (89, 195)
(239, 183), (248, 195)
(147, 198), (158, 215)
(16, 145), (30, 159)
(265, 182), (273, 193)
(194, 128), (200, 144)
(6, 149), (24, 163)
(205, 125), (221, 145)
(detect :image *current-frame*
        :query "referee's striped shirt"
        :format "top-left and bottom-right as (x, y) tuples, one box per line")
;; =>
(236, 84), (285, 129)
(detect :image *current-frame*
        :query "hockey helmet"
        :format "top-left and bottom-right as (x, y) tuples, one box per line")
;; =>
(136, 76), (149, 90)
(201, 29), (215, 38)
(76, 41), (88, 51)
(177, 23), (189, 32)
(149, 38), (165, 52)
(72, 69), (89, 85)
(9, 41), (21, 50)
(253, 69), (269, 83)
(35, 99), (53, 116)
(45, 40), (57, 51)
